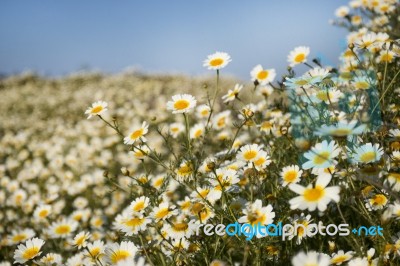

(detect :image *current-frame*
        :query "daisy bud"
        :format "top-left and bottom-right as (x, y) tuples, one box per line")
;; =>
(280, 126), (288, 135)
(206, 161), (215, 171)
(328, 241), (336, 252)
(390, 141), (400, 150)
(121, 167), (130, 176)
(294, 138), (311, 151)
(348, 43), (355, 50)
(103, 170), (109, 178)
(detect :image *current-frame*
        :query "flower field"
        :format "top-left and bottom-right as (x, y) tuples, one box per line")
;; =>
(1, 0), (400, 265)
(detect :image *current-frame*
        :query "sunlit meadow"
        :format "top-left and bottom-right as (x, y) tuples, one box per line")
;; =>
(1, 0), (400, 265)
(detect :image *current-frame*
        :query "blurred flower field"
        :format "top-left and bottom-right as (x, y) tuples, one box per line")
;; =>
(1, 0), (400, 265)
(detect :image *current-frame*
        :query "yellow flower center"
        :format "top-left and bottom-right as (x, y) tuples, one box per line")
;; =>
(111, 250), (130, 264)
(73, 214), (83, 221)
(360, 151), (376, 163)
(243, 150), (257, 161)
(180, 201), (191, 210)
(133, 201), (145, 212)
(371, 194), (387, 205)
(174, 99), (190, 110)
(90, 247), (101, 257)
(199, 189), (210, 198)
(303, 186), (325, 202)
(194, 129), (203, 138)
(12, 234), (27, 242)
(355, 81), (369, 89)
(294, 53), (305, 63)
(155, 208), (170, 219)
(284, 170), (298, 182)
(177, 163), (192, 176)
(316, 91), (332, 101)
(173, 222), (189, 232)
(331, 255), (349, 263)
(124, 217), (144, 227)
(22, 247), (40, 260)
(381, 53), (393, 62)
(217, 117), (226, 127)
(91, 106), (103, 114)
(75, 235), (86, 246)
(261, 121), (272, 130)
(39, 209), (49, 218)
(257, 70), (269, 80)
(201, 109), (209, 116)
(209, 58), (224, 67)
(153, 177), (164, 188)
(248, 211), (266, 225)
(55, 225), (71, 235)
(254, 156), (266, 166)
(295, 79), (308, 86)
(297, 220), (309, 236)
(313, 151), (330, 165)
(380, 5), (389, 12)
(330, 128), (351, 137)
(130, 129), (143, 140)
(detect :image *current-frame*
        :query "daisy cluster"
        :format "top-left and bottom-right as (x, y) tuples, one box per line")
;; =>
(1, 0), (400, 265)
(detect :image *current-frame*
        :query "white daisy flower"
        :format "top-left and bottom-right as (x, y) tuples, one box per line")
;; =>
(48, 218), (78, 238)
(130, 145), (150, 160)
(212, 110), (231, 130)
(287, 46), (310, 67)
(190, 123), (205, 139)
(330, 250), (355, 265)
(39, 253), (63, 266)
(8, 229), (35, 245)
(312, 88), (343, 104)
(86, 240), (106, 260)
(169, 122), (185, 138)
(128, 196), (150, 215)
(302, 140), (340, 169)
(237, 144), (263, 163)
(315, 121), (366, 137)
(167, 94), (197, 114)
(33, 204), (52, 220)
(238, 199), (275, 227)
(105, 241), (138, 265)
(280, 165), (303, 187)
(203, 52), (231, 70)
(151, 202), (178, 221)
(85, 101), (108, 119)
(124, 121), (149, 145)
(175, 160), (193, 182)
(250, 64), (276, 85)
(352, 143), (384, 164)
(222, 84), (243, 103)
(114, 211), (151, 236)
(289, 174), (340, 212)
(163, 219), (195, 240)
(335, 6), (350, 17)
(13, 237), (45, 264)
(196, 104), (211, 119)
(365, 193), (388, 211)
(72, 231), (91, 249)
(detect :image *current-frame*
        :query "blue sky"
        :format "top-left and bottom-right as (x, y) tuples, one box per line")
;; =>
(0, 0), (349, 79)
